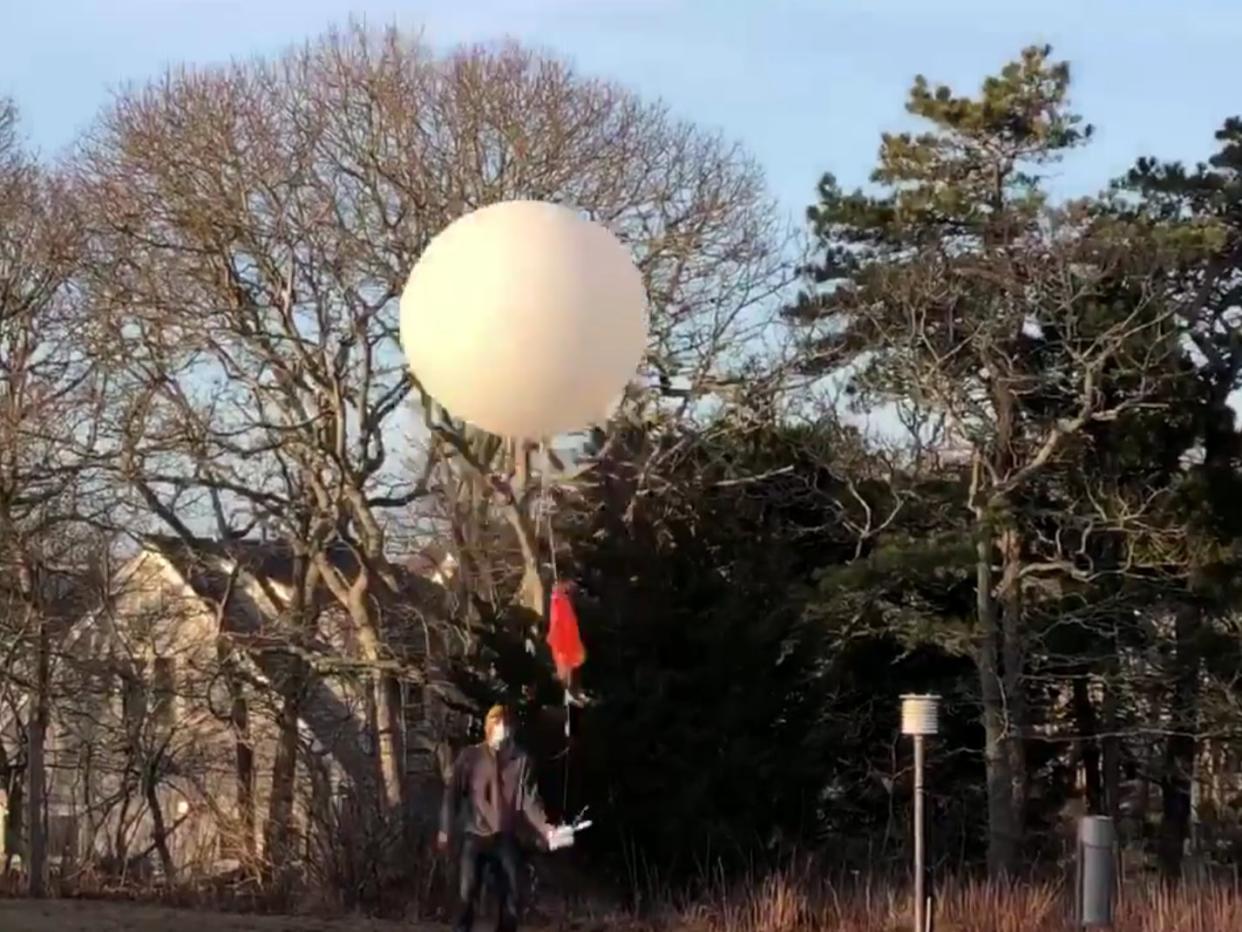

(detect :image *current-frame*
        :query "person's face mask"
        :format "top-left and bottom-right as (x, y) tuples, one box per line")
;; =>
(487, 724), (508, 750)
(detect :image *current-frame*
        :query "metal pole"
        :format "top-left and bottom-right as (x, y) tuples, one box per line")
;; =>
(913, 734), (925, 932)
(901, 695), (939, 932)
(1077, 815), (1116, 928)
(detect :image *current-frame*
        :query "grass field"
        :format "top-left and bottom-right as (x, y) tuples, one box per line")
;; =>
(0, 900), (426, 932)
(4, 875), (1242, 931)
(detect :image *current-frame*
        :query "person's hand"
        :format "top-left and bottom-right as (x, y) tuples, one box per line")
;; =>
(545, 824), (574, 851)
(436, 831), (449, 852)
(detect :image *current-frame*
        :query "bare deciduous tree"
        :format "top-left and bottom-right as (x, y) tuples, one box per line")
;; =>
(76, 24), (790, 868)
(0, 99), (99, 895)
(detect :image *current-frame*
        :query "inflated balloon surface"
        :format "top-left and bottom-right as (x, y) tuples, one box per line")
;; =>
(399, 200), (649, 439)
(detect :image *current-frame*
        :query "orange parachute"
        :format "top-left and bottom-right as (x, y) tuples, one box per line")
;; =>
(546, 581), (586, 684)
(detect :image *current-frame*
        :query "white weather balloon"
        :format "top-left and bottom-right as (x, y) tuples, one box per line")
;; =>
(399, 200), (648, 439)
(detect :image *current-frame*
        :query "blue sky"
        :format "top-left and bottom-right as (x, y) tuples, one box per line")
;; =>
(4, 0), (1241, 227)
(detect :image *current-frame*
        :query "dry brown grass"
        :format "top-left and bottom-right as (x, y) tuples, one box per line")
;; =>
(0, 899), (421, 932)
(3, 873), (1242, 931)
(671, 871), (1242, 932)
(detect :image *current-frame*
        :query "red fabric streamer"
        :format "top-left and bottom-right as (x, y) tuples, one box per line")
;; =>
(547, 582), (586, 683)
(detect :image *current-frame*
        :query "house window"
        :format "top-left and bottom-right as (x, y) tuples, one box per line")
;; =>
(153, 657), (176, 730)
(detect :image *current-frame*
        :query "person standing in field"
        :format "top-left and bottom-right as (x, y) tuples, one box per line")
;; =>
(438, 704), (557, 932)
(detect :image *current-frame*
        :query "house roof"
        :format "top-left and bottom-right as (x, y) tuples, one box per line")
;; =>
(139, 533), (451, 644)
(143, 535), (358, 607)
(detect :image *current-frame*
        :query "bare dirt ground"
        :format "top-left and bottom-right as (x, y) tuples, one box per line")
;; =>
(0, 899), (439, 932)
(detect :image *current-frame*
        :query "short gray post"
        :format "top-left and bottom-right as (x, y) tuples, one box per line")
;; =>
(901, 695), (941, 932)
(1077, 815), (1116, 928)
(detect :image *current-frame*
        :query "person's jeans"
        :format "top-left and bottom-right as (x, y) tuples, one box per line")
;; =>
(454, 832), (522, 932)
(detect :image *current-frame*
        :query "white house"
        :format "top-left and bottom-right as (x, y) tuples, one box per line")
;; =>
(0, 534), (464, 878)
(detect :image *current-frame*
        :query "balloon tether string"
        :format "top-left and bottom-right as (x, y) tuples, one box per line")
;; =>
(539, 439), (572, 814)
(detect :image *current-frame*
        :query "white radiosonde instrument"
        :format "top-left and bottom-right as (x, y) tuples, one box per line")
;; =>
(547, 807), (594, 851)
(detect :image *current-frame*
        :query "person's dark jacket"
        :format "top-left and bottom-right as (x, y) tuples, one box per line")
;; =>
(440, 742), (552, 841)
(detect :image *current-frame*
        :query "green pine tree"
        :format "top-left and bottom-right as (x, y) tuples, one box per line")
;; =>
(792, 46), (1189, 876)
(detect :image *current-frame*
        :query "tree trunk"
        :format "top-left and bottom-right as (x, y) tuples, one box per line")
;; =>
(998, 527), (1028, 838)
(510, 439), (546, 638)
(217, 632), (256, 865)
(1071, 675), (1103, 814)
(976, 530), (1019, 877)
(231, 688), (255, 864)
(25, 616), (49, 897)
(306, 749), (331, 864)
(263, 685), (299, 880)
(114, 780), (133, 867)
(1101, 661), (1122, 823)
(143, 761), (175, 880)
(338, 498), (412, 825)
(321, 558), (405, 819)
(379, 674), (405, 812)
(1158, 603), (1201, 880)
(374, 675), (405, 816)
